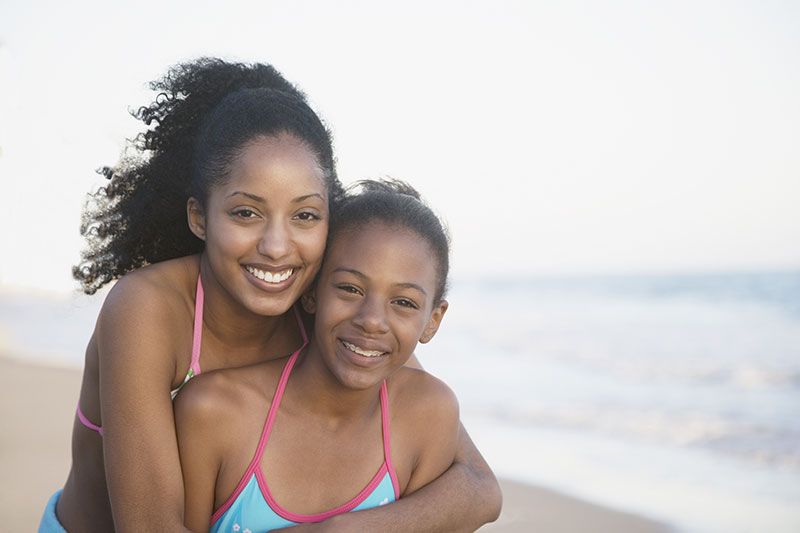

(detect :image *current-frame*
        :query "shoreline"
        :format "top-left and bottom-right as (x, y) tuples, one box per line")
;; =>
(0, 354), (672, 532)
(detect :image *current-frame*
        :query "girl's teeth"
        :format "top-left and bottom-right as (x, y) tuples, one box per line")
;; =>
(247, 266), (293, 283)
(343, 341), (385, 358)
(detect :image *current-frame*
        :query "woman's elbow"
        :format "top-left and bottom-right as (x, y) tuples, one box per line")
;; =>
(474, 462), (502, 523)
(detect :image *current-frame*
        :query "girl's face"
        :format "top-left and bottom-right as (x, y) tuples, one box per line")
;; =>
(190, 133), (329, 317)
(311, 222), (448, 391)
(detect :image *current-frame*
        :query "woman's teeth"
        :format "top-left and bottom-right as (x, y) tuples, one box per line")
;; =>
(246, 266), (293, 283)
(342, 341), (386, 358)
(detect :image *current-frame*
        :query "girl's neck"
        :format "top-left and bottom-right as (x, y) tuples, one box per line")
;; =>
(288, 341), (382, 424)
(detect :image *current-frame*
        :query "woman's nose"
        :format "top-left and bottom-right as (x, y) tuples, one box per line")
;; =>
(256, 220), (292, 260)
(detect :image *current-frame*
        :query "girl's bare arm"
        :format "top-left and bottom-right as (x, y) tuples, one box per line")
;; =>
(174, 375), (229, 533)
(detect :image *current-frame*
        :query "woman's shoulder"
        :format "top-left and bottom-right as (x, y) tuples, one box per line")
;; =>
(100, 255), (200, 319)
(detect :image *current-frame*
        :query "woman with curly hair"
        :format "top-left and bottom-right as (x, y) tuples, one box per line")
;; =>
(39, 58), (500, 532)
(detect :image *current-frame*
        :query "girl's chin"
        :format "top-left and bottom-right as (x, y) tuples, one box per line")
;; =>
(328, 364), (386, 392)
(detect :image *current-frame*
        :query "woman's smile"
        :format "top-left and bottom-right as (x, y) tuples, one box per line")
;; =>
(199, 133), (329, 317)
(243, 264), (299, 293)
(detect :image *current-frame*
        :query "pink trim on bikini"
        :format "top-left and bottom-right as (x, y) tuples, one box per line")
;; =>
(210, 350), (398, 526)
(380, 381), (401, 499)
(189, 275), (204, 375)
(75, 275), (208, 435)
(210, 347), (303, 524)
(76, 404), (104, 436)
(257, 462), (390, 523)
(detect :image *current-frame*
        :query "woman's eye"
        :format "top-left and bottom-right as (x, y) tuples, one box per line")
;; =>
(294, 211), (321, 222)
(233, 208), (258, 219)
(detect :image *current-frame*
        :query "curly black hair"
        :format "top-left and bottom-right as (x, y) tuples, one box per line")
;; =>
(331, 179), (451, 303)
(74, 58), (343, 294)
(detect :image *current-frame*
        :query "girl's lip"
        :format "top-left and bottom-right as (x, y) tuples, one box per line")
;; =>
(339, 337), (391, 355)
(337, 339), (390, 368)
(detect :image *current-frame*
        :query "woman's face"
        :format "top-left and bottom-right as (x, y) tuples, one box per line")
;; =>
(195, 133), (329, 317)
(311, 222), (448, 391)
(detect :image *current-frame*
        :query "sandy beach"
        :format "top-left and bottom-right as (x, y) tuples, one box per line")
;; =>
(0, 354), (672, 532)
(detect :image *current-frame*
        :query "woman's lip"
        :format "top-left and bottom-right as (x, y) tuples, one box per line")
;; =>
(244, 263), (295, 272)
(242, 265), (299, 292)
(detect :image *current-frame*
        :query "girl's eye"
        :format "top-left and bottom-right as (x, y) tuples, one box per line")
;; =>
(394, 298), (419, 310)
(336, 284), (362, 296)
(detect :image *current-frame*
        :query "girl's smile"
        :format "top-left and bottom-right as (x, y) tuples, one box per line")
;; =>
(309, 222), (447, 391)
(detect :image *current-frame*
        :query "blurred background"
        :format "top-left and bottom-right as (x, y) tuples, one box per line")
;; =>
(1, 1), (798, 532)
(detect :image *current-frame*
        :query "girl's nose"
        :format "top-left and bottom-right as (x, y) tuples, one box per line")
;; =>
(352, 297), (390, 334)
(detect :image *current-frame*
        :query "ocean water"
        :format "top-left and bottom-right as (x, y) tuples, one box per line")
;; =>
(418, 271), (800, 533)
(2, 271), (799, 532)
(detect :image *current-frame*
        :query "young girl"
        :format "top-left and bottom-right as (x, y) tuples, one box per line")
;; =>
(40, 59), (499, 533)
(176, 180), (459, 532)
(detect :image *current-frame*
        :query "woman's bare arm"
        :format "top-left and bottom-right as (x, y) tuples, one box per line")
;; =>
(98, 276), (193, 532)
(298, 424), (501, 532)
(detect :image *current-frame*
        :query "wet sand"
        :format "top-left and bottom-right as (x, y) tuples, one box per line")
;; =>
(0, 355), (671, 532)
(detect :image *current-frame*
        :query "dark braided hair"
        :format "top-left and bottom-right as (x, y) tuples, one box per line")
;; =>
(330, 179), (451, 303)
(74, 58), (343, 294)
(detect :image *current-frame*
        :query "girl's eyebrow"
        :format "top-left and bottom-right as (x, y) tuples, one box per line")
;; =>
(396, 282), (427, 295)
(333, 267), (427, 295)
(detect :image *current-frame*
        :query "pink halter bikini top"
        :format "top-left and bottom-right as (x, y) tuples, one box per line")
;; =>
(76, 276), (207, 436)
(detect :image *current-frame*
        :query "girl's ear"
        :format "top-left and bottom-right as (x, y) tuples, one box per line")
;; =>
(187, 197), (207, 241)
(301, 290), (317, 314)
(419, 300), (448, 344)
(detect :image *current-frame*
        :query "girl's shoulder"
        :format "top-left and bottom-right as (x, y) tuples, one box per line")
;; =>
(173, 358), (287, 439)
(385, 367), (461, 495)
(387, 367), (460, 428)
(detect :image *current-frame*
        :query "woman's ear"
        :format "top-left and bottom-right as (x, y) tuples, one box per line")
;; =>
(301, 290), (317, 314)
(420, 300), (448, 344)
(187, 197), (207, 241)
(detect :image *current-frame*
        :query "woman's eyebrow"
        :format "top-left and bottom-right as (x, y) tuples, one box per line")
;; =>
(225, 191), (323, 203)
(226, 190), (265, 202)
(292, 193), (324, 203)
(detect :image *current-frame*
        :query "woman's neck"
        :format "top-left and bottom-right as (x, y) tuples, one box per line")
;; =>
(197, 254), (293, 354)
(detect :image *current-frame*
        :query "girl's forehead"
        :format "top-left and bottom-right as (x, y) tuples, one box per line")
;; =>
(326, 224), (438, 283)
(331, 222), (427, 250)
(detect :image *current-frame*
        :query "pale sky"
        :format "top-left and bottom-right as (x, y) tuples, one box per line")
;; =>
(1, 0), (799, 292)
